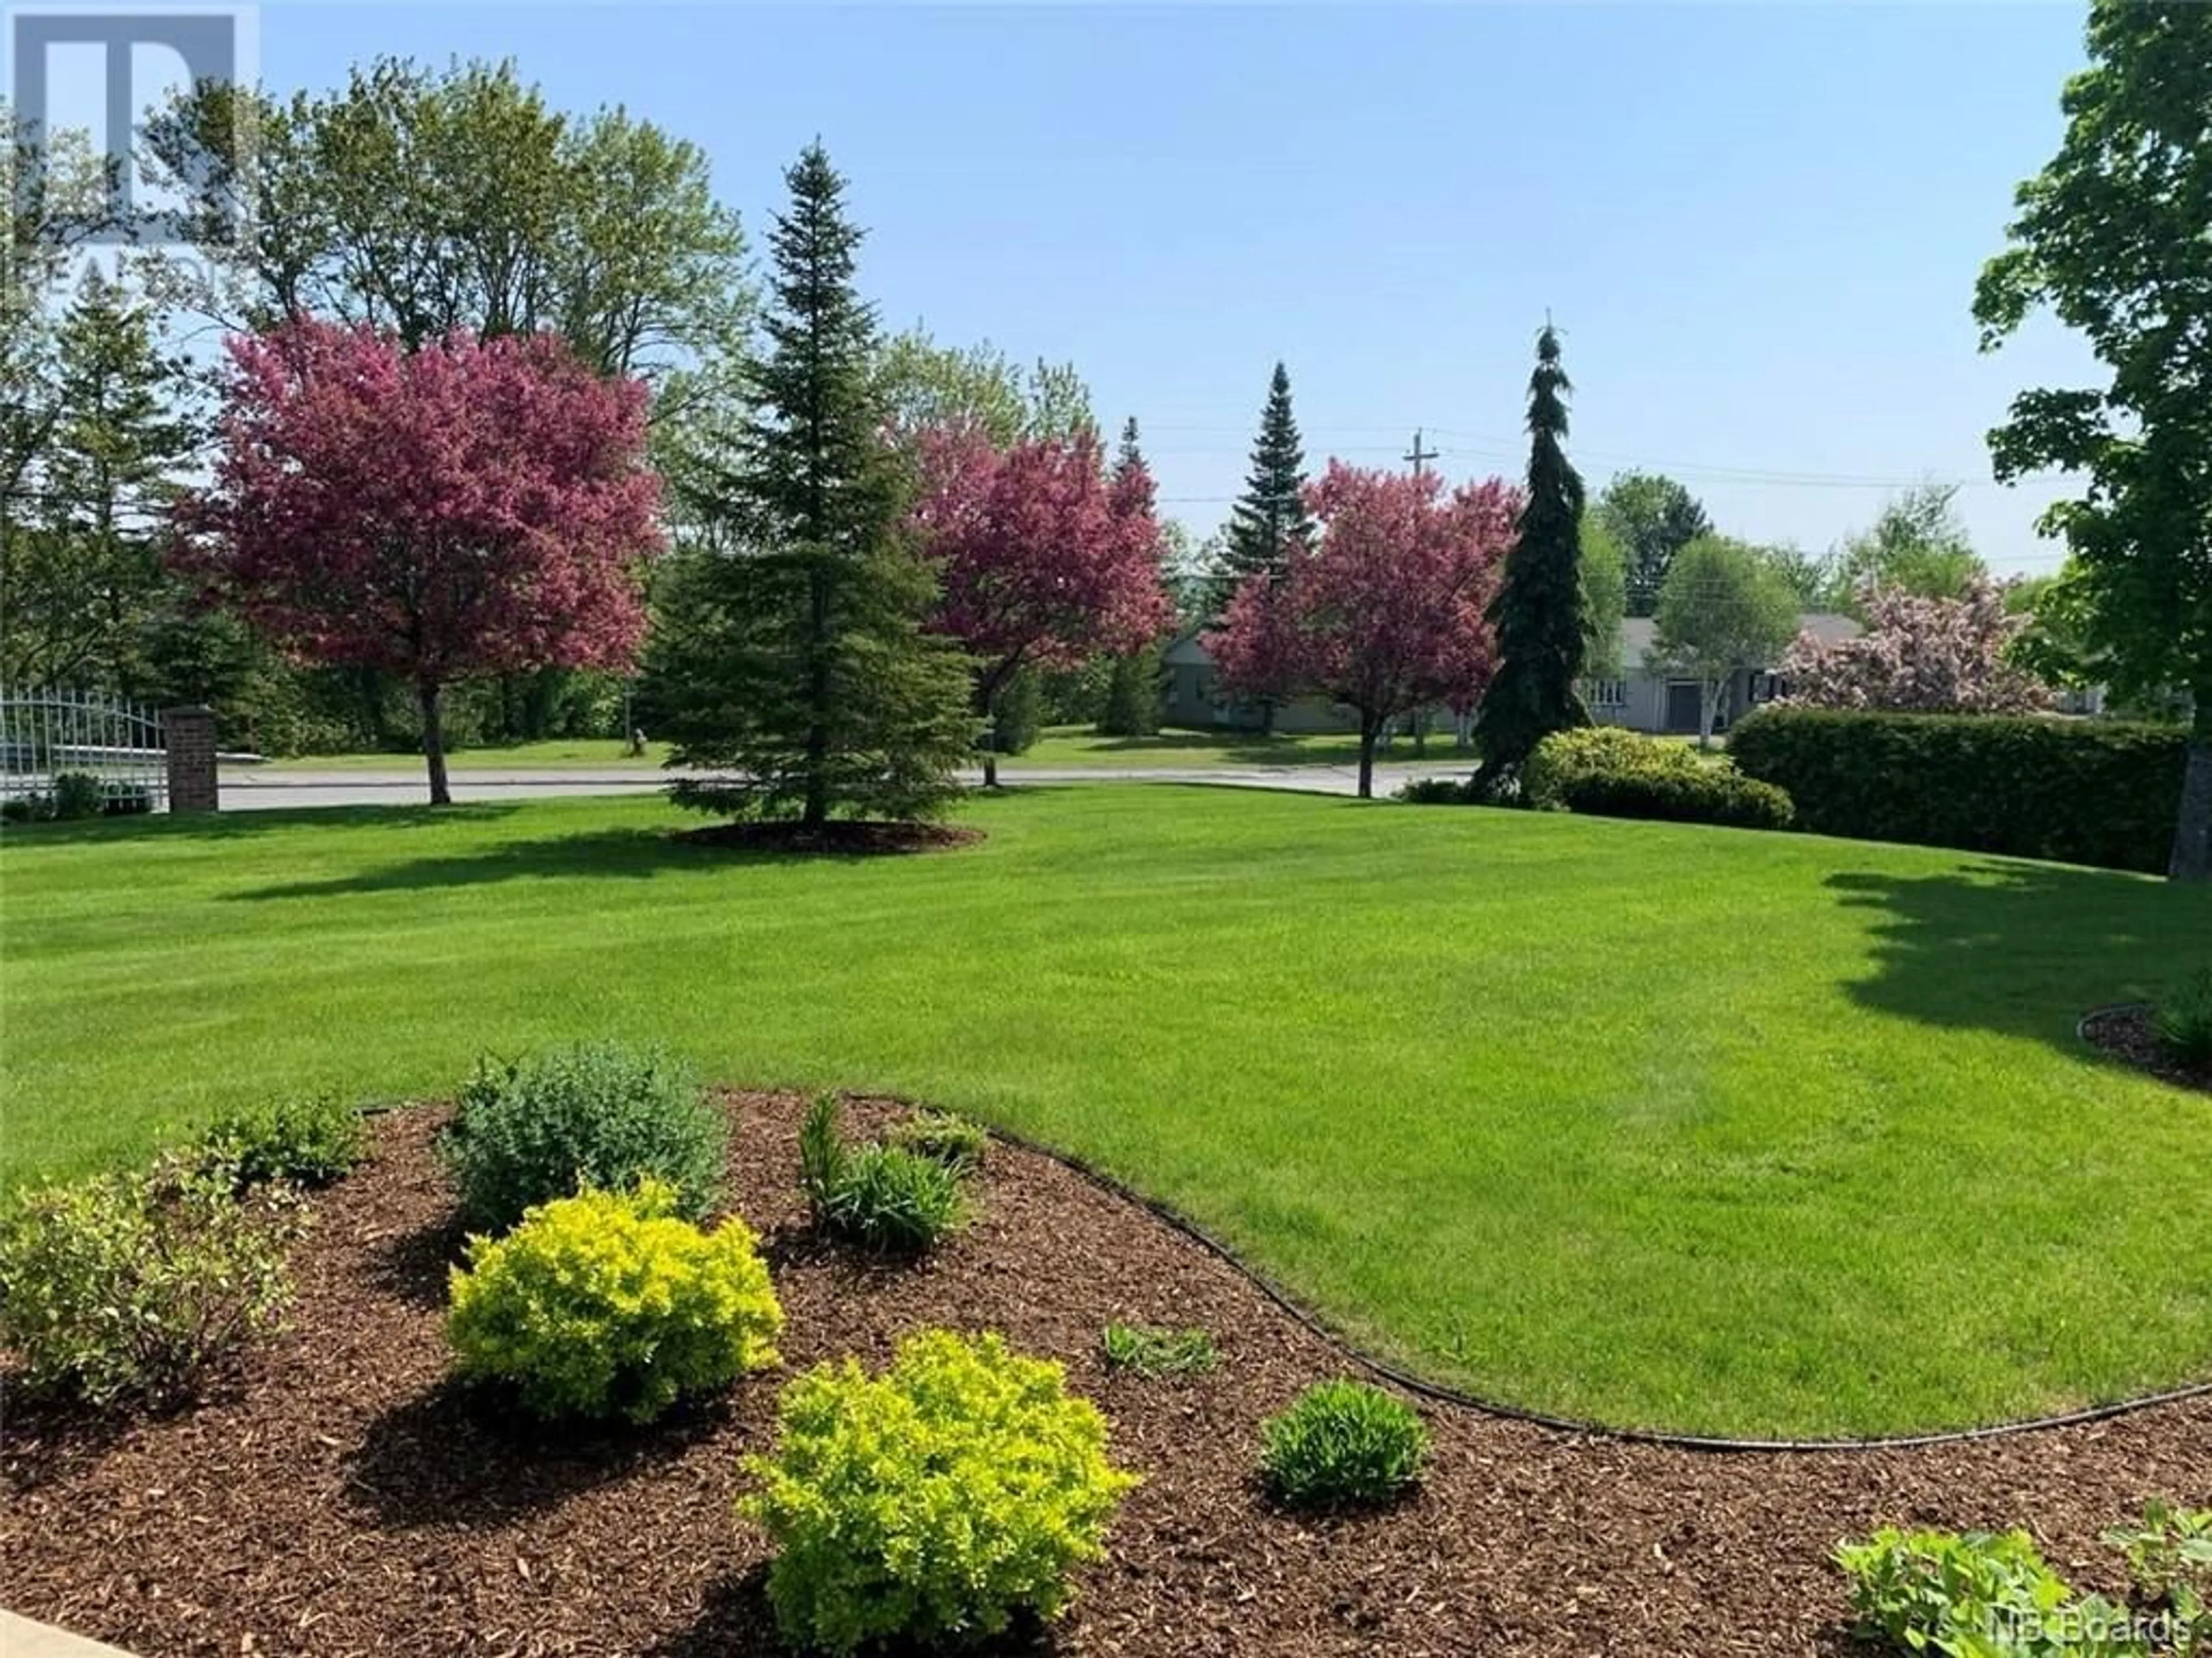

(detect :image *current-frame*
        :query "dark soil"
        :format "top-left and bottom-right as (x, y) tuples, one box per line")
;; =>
(2082, 1003), (2212, 1094)
(672, 821), (983, 857)
(3, 1094), (2207, 1658)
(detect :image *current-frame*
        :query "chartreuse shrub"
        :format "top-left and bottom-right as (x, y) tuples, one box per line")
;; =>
(1834, 1526), (2169, 1657)
(1731, 706), (2188, 873)
(437, 1041), (725, 1233)
(1259, 1379), (1428, 1511)
(741, 1330), (1139, 1655)
(1520, 725), (1794, 830)
(192, 1092), (368, 1190)
(888, 1109), (989, 1174)
(446, 1179), (781, 1424)
(2156, 970), (2212, 1071)
(1101, 1321), (1219, 1378)
(798, 1094), (966, 1255)
(0, 1154), (300, 1406)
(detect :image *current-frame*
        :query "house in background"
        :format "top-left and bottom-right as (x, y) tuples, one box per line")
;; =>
(1161, 612), (1863, 738)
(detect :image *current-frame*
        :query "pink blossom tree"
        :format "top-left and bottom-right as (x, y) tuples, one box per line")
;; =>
(175, 321), (663, 804)
(1207, 462), (1519, 798)
(908, 425), (1173, 785)
(1780, 577), (2052, 715)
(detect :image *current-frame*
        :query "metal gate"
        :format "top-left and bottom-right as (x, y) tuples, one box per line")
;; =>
(0, 689), (168, 815)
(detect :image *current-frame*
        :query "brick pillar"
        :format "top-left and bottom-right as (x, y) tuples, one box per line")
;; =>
(162, 706), (219, 813)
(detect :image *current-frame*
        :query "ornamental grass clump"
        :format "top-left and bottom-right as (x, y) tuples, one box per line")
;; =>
(799, 1094), (966, 1255)
(1259, 1379), (1429, 1511)
(741, 1330), (1139, 1655)
(446, 1179), (782, 1424)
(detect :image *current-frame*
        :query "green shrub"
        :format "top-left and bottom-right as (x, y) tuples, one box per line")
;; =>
(888, 1109), (988, 1173)
(1101, 1321), (1219, 1378)
(801, 1095), (967, 1255)
(51, 771), (104, 819)
(1731, 707), (2188, 872)
(2156, 970), (2212, 1071)
(0, 1155), (300, 1406)
(437, 1042), (725, 1234)
(1393, 775), (1474, 805)
(741, 1329), (1139, 1655)
(1259, 1379), (1428, 1511)
(446, 1179), (782, 1423)
(1520, 724), (1693, 810)
(193, 1092), (369, 1189)
(1833, 1527), (2139, 1658)
(2103, 1501), (2212, 1630)
(1517, 727), (1793, 830)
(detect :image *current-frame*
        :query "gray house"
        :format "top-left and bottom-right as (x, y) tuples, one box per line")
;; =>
(1160, 612), (1863, 737)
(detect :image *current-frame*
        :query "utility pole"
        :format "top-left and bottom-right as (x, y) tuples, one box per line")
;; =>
(1404, 428), (1438, 479)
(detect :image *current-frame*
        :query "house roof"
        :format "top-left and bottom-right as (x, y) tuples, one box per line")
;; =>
(1619, 610), (1859, 670)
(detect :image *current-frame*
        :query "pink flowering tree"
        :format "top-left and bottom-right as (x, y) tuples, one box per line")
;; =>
(175, 321), (663, 804)
(1208, 462), (1520, 798)
(1780, 577), (2052, 714)
(908, 425), (1173, 785)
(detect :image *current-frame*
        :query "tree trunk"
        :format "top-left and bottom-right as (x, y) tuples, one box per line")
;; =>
(2170, 701), (2212, 882)
(1357, 719), (1378, 799)
(803, 566), (830, 832)
(982, 749), (1000, 789)
(417, 678), (452, 807)
(1260, 699), (1277, 738)
(1698, 680), (1721, 751)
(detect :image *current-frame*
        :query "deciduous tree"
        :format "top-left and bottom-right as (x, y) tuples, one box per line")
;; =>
(1829, 483), (1987, 610)
(1648, 536), (1799, 748)
(1598, 471), (1711, 619)
(1779, 579), (2051, 715)
(175, 321), (662, 804)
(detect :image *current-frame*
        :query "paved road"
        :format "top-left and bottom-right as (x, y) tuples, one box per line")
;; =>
(216, 759), (1475, 810)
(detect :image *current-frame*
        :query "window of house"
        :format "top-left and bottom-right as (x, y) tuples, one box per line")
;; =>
(1588, 678), (1627, 709)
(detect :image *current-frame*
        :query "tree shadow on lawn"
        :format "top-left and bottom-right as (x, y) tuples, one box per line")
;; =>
(226, 824), (815, 899)
(0, 801), (525, 852)
(1824, 858), (2212, 1064)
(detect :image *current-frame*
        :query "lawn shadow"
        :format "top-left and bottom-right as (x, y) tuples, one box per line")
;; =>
(643, 1567), (1067, 1658)
(1825, 858), (2212, 1064)
(0, 801), (525, 852)
(344, 1375), (732, 1530)
(228, 825), (806, 899)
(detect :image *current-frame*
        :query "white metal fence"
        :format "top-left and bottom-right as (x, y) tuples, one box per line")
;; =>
(0, 689), (168, 814)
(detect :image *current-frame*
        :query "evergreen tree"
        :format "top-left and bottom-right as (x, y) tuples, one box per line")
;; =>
(649, 143), (972, 830)
(1474, 325), (1590, 791)
(1100, 417), (1164, 736)
(1222, 362), (1314, 596)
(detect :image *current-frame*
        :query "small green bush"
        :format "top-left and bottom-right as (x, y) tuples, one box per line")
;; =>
(446, 1179), (782, 1423)
(51, 771), (105, 819)
(1732, 706), (2188, 873)
(1259, 1379), (1428, 1511)
(1101, 1321), (1219, 1378)
(1518, 726), (1794, 830)
(888, 1109), (988, 1173)
(2103, 1501), (2212, 1630)
(0, 1155), (300, 1406)
(741, 1329), (1139, 1655)
(437, 1042), (726, 1234)
(193, 1093), (369, 1189)
(800, 1095), (967, 1255)
(1833, 1527), (2139, 1658)
(1393, 775), (1474, 805)
(1520, 725), (1688, 810)
(2156, 969), (2212, 1071)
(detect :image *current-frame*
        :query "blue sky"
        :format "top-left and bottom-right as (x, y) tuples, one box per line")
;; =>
(251, 3), (2094, 572)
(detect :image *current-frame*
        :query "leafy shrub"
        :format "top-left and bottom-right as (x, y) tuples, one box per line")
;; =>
(2, 791), (54, 824)
(741, 1329), (1139, 1655)
(1732, 707), (2188, 873)
(1259, 1379), (1428, 1511)
(2156, 970), (2212, 1071)
(446, 1179), (782, 1423)
(437, 1042), (725, 1234)
(1393, 775), (1474, 805)
(1101, 1321), (1219, 1378)
(1520, 724), (1691, 810)
(1834, 1527), (2137, 1658)
(0, 1156), (300, 1406)
(194, 1092), (368, 1189)
(800, 1095), (967, 1255)
(2103, 1501), (2212, 1629)
(51, 771), (105, 819)
(1518, 726), (1794, 830)
(888, 1109), (988, 1173)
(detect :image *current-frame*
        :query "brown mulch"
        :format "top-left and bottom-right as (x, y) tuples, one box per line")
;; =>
(3, 1094), (2208, 1658)
(672, 822), (983, 857)
(2082, 1002), (2212, 1094)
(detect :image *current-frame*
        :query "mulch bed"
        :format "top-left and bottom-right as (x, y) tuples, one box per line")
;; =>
(4, 1092), (2208, 1658)
(673, 822), (983, 857)
(2082, 1002), (2212, 1094)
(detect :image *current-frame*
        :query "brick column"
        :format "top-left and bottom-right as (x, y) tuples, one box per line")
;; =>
(162, 706), (219, 813)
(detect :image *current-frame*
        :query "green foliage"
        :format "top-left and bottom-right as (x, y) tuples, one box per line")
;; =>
(1650, 535), (1802, 744)
(983, 663), (1043, 756)
(1835, 1527), (2145, 1658)
(800, 1094), (967, 1254)
(1473, 324), (1590, 785)
(1831, 483), (1988, 611)
(1222, 362), (1315, 597)
(1393, 775), (1476, 805)
(437, 1042), (726, 1234)
(446, 1179), (781, 1422)
(1518, 726), (1793, 830)
(0, 1155), (299, 1406)
(798, 1092), (848, 1208)
(192, 1093), (368, 1189)
(1099, 644), (1164, 738)
(1101, 1321), (1219, 1378)
(888, 1109), (988, 1174)
(1731, 706), (2190, 874)
(2156, 969), (2212, 1071)
(1259, 1379), (1427, 1511)
(1521, 725), (1693, 809)
(51, 771), (105, 820)
(1579, 516), (1629, 678)
(649, 143), (974, 829)
(2102, 1502), (2212, 1634)
(740, 1329), (1139, 1655)
(1598, 470), (1712, 619)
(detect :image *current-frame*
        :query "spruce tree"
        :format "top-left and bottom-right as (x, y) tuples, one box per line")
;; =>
(651, 143), (973, 830)
(1473, 324), (1590, 794)
(1222, 362), (1314, 595)
(1100, 417), (1164, 736)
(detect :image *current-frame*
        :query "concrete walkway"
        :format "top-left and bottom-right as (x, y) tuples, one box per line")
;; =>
(1, 1610), (137, 1658)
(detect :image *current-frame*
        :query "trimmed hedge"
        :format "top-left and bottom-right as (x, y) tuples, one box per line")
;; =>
(1730, 707), (2188, 874)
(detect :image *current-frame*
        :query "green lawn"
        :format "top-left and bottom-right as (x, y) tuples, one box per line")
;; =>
(3, 787), (2206, 1437)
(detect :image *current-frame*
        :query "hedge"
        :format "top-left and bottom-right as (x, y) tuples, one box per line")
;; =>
(1729, 707), (2188, 874)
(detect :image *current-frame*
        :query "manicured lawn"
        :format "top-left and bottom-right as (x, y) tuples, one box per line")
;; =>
(2, 787), (2207, 1436)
